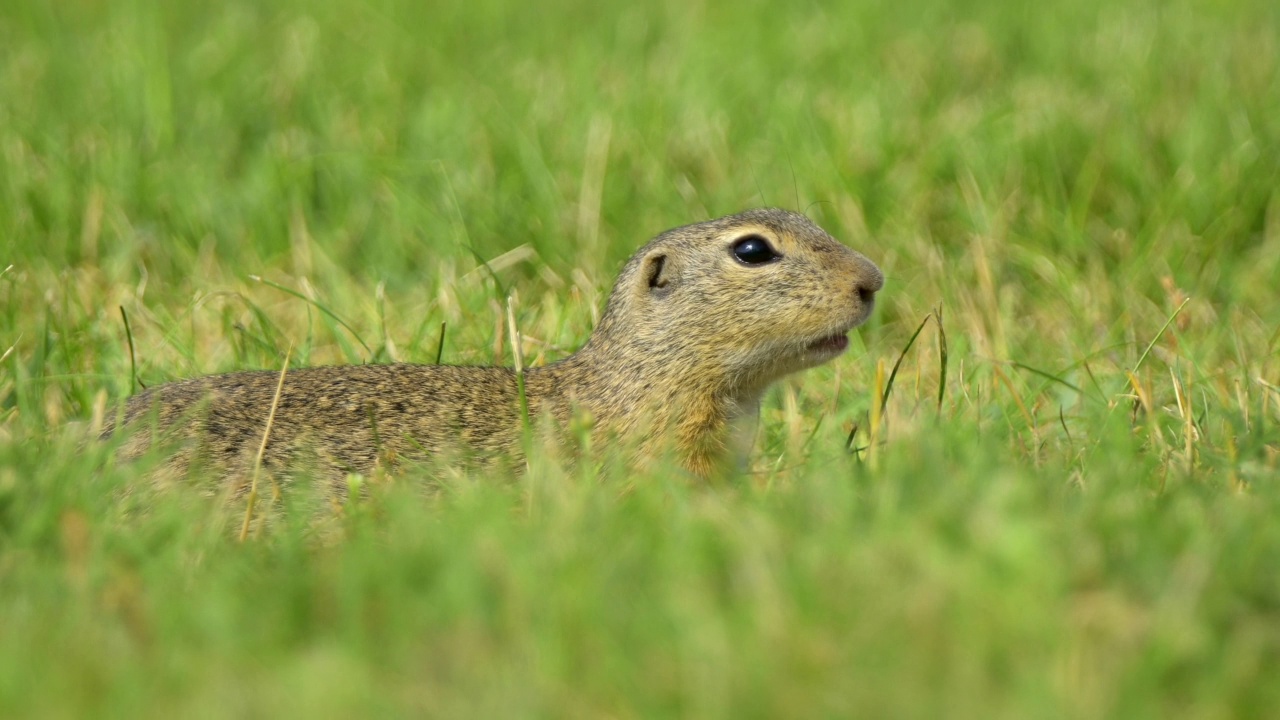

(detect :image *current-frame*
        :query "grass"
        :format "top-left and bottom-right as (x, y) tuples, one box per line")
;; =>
(2, 0), (1280, 716)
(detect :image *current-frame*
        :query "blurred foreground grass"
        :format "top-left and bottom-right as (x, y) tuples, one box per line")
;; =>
(2, 0), (1279, 716)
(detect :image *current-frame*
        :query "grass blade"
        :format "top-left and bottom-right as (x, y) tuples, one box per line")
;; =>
(249, 275), (372, 357)
(119, 305), (143, 391)
(1132, 297), (1191, 374)
(934, 304), (947, 413)
(1008, 361), (1094, 402)
(882, 313), (931, 409)
(239, 345), (292, 542)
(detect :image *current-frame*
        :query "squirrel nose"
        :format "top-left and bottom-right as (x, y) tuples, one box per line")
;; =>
(854, 259), (884, 304)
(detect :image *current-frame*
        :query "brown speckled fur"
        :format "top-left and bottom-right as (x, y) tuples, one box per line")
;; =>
(109, 208), (883, 486)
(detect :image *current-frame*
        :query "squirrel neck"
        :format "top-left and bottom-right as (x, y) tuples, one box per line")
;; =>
(527, 332), (764, 452)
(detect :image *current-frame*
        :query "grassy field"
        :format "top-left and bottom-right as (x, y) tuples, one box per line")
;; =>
(3, 0), (1280, 716)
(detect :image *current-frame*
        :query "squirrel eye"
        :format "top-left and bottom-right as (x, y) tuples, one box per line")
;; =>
(731, 235), (781, 266)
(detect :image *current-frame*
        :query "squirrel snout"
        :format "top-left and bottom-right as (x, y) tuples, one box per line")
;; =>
(856, 279), (878, 305)
(853, 257), (884, 305)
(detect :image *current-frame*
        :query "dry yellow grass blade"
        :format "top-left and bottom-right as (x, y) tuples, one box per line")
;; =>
(239, 345), (293, 543)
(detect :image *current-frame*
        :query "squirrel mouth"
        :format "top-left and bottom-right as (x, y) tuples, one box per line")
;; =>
(807, 333), (850, 356)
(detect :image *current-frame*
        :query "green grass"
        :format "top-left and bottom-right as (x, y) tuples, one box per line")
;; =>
(3, 0), (1280, 716)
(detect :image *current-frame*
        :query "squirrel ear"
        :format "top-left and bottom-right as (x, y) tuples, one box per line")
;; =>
(642, 253), (674, 296)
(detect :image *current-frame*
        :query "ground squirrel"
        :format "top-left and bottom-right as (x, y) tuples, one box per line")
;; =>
(111, 208), (883, 484)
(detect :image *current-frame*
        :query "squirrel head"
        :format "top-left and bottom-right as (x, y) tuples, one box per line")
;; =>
(590, 208), (883, 398)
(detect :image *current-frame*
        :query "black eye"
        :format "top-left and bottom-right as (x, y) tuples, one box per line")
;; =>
(731, 235), (781, 265)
